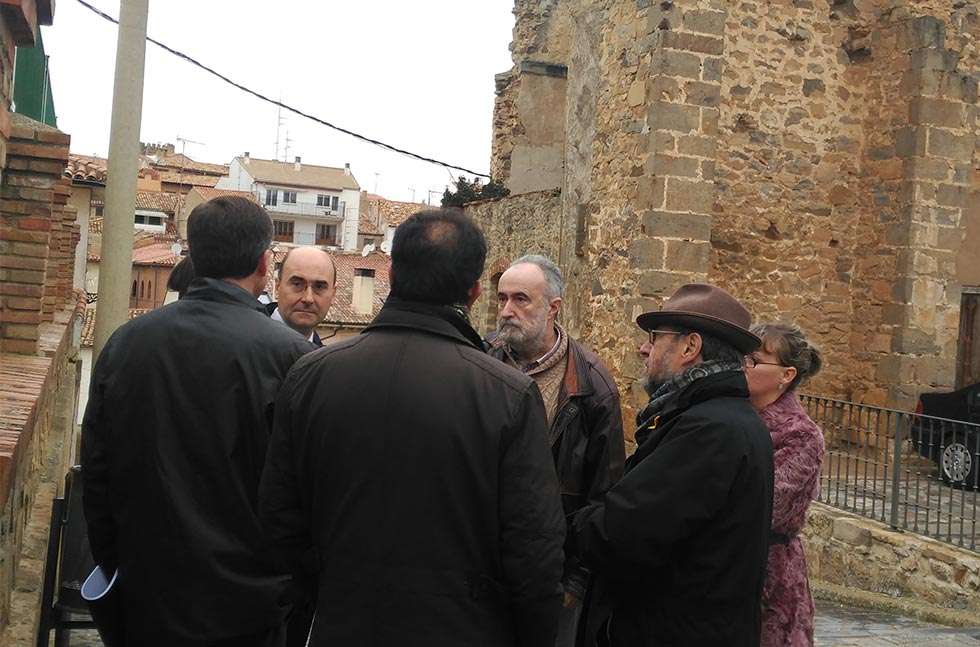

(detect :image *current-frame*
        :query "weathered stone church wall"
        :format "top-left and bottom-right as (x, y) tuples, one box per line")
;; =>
(477, 0), (978, 427)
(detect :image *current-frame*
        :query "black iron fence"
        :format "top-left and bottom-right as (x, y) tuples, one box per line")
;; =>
(801, 395), (979, 552)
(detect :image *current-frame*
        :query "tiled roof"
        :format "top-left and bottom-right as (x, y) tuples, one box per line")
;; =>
(65, 154), (108, 185)
(135, 191), (180, 214)
(150, 153), (228, 176)
(190, 187), (260, 203)
(323, 251), (390, 326)
(241, 157), (360, 191)
(157, 171), (221, 188)
(80, 307), (152, 348)
(363, 193), (427, 228)
(358, 210), (383, 236)
(132, 241), (182, 267)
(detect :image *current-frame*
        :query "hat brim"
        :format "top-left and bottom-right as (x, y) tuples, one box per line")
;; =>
(636, 311), (761, 354)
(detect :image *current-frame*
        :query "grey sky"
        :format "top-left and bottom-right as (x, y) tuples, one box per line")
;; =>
(43, 1), (515, 203)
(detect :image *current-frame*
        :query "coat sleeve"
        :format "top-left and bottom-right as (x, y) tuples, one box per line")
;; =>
(571, 411), (745, 577)
(80, 344), (117, 573)
(258, 367), (315, 595)
(499, 382), (566, 647)
(771, 415), (824, 535)
(564, 390), (626, 599)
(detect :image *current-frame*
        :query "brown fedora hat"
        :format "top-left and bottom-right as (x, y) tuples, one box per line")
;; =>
(636, 283), (761, 353)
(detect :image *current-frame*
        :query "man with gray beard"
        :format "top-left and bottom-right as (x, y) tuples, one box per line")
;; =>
(489, 255), (625, 647)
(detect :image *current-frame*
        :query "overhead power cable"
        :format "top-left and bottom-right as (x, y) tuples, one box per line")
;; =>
(74, 0), (490, 178)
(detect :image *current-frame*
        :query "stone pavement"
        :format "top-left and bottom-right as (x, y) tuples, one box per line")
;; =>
(815, 599), (980, 646)
(46, 601), (980, 646)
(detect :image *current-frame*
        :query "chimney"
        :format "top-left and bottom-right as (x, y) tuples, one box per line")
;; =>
(294, 156), (302, 171)
(344, 162), (351, 176)
(243, 151), (250, 165)
(352, 268), (375, 315)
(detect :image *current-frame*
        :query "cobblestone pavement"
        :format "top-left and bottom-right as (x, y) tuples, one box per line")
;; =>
(52, 601), (980, 646)
(815, 600), (980, 646)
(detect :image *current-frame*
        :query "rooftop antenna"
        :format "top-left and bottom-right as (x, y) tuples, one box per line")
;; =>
(283, 131), (293, 163)
(408, 186), (416, 202)
(274, 102), (285, 161)
(373, 172), (380, 194)
(175, 135), (204, 230)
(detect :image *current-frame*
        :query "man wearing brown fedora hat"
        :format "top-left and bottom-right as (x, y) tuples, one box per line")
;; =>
(569, 284), (774, 647)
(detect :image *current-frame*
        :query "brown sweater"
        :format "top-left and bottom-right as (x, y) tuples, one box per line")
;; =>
(498, 326), (569, 425)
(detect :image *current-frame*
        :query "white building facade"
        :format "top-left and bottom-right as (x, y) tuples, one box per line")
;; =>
(216, 154), (362, 251)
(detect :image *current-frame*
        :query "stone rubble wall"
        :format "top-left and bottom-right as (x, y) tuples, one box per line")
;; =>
(804, 501), (980, 614)
(484, 0), (979, 429)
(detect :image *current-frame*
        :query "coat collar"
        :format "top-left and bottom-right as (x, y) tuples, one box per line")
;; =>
(183, 277), (267, 313)
(365, 297), (485, 351)
(635, 369), (749, 447)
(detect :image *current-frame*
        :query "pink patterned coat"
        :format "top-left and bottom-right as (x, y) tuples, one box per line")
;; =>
(759, 391), (825, 647)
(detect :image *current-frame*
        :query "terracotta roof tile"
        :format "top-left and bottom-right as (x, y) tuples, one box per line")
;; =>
(322, 252), (390, 326)
(80, 307), (151, 348)
(135, 191), (180, 214)
(358, 211), (383, 236)
(241, 157), (360, 191)
(150, 153), (228, 176)
(65, 154), (108, 185)
(363, 193), (428, 228)
(191, 187), (260, 203)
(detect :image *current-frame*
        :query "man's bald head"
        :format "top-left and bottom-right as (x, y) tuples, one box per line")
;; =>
(275, 246), (337, 337)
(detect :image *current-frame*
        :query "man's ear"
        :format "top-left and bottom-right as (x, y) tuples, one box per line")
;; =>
(256, 249), (272, 281)
(548, 297), (563, 322)
(466, 282), (482, 308)
(685, 332), (704, 363)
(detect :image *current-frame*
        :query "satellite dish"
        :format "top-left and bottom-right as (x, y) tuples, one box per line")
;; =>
(170, 242), (183, 256)
(361, 243), (376, 257)
(380, 240), (391, 254)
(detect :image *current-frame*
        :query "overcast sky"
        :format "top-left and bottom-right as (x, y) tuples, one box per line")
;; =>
(43, 1), (515, 203)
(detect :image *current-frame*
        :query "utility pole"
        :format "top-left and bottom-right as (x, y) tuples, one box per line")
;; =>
(93, 0), (150, 360)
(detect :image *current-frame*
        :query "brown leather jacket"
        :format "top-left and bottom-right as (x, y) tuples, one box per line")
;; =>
(490, 337), (626, 598)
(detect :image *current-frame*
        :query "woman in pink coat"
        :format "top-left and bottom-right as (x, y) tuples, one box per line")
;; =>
(745, 323), (824, 647)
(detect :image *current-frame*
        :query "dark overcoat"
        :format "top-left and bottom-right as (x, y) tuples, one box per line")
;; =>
(572, 370), (774, 647)
(259, 299), (566, 647)
(488, 338), (626, 598)
(81, 278), (314, 645)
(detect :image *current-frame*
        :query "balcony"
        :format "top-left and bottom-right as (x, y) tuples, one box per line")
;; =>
(257, 192), (345, 221)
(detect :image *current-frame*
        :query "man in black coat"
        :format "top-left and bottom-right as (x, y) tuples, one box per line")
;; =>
(82, 196), (314, 646)
(571, 284), (774, 647)
(259, 208), (566, 647)
(489, 255), (625, 647)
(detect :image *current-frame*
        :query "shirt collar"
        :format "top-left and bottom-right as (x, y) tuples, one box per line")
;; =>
(271, 306), (316, 343)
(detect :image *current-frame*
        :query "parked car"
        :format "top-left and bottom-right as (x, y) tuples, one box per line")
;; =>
(911, 383), (980, 488)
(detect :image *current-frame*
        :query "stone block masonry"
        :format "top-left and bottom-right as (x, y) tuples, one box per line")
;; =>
(477, 0), (978, 429)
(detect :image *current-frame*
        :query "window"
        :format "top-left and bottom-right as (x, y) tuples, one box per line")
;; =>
(265, 189), (278, 206)
(273, 220), (294, 242)
(134, 214), (164, 226)
(316, 194), (331, 207)
(95, 205), (104, 217)
(131, 280), (137, 297)
(282, 191), (297, 204)
(332, 196), (339, 211)
(316, 224), (338, 246)
(354, 269), (375, 278)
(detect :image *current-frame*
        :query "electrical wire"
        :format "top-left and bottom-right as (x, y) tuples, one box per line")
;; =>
(73, 0), (490, 178)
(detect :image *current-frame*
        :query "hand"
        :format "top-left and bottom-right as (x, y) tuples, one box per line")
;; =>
(563, 591), (580, 608)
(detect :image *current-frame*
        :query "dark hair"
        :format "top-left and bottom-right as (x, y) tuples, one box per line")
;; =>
(752, 323), (823, 391)
(187, 196), (272, 279)
(390, 208), (487, 305)
(669, 326), (743, 365)
(166, 256), (196, 298)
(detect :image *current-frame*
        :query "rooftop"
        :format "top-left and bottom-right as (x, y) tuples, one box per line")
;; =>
(240, 156), (360, 192)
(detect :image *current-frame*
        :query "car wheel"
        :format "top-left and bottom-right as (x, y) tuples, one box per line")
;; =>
(939, 441), (978, 489)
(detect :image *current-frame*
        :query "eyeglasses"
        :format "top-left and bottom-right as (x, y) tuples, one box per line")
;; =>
(743, 355), (784, 369)
(648, 329), (686, 344)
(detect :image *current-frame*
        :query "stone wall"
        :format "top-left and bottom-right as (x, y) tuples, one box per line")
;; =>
(466, 189), (562, 334)
(804, 502), (980, 615)
(485, 0), (979, 425)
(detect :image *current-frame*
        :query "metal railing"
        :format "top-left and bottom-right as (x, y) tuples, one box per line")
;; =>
(801, 395), (979, 552)
(258, 193), (346, 220)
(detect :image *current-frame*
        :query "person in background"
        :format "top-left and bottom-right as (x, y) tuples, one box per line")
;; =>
(570, 283), (773, 647)
(745, 323), (824, 647)
(82, 196), (313, 647)
(163, 255), (195, 303)
(490, 254), (625, 647)
(259, 209), (566, 647)
(266, 246), (336, 347)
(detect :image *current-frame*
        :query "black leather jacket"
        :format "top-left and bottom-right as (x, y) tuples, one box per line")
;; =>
(490, 337), (626, 598)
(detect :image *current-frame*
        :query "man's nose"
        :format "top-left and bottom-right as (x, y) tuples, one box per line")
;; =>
(499, 300), (514, 318)
(639, 340), (652, 358)
(301, 286), (315, 302)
